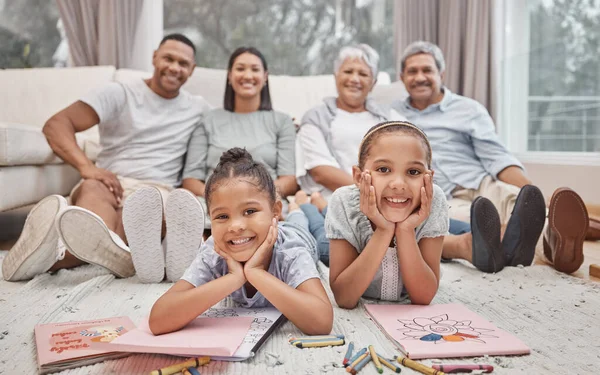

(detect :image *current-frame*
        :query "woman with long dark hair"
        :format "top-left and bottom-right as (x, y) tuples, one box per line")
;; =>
(182, 47), (298, 205)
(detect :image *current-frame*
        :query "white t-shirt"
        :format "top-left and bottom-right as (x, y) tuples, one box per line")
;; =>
(297, 108), (405, 198)
(80, 79), (211, 187)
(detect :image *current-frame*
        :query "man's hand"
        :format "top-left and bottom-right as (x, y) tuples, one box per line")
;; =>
(79, 164), (124, 201)
(397, 172), (433, 233)
(359, 170), (394, 233)
(214, 243), (246, 285)
(244, 218), (278, 273)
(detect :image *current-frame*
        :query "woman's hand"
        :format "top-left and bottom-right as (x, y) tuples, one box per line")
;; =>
(244, 218), (278, 273)
(359, 170), (394, 232)
(214, 243), (246, 285)
(397, 172), (433, 232)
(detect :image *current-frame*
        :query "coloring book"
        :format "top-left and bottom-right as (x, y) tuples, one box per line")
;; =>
(365, 303), (530, 359)
(110, 307), (284, 361)
(34, 316), (135, 374)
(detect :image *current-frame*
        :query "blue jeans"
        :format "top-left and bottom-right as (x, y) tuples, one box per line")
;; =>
(286, 204), (330, 266)
(449, 218), (471, 235)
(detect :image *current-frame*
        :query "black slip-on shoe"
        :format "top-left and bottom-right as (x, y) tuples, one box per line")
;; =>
(471, 196), (504, 273)
(502, 185), (546, 267)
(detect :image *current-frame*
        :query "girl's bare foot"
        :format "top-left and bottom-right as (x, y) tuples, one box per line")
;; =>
(294, 190), (310, 205)
(310, 191), (328, 212)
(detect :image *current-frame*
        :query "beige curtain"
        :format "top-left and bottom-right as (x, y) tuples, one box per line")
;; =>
(394, 0), (496, 117)
(56, 0), (144, 68)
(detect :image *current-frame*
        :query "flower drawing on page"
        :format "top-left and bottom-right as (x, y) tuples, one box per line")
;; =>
(397, 314), (497, 344)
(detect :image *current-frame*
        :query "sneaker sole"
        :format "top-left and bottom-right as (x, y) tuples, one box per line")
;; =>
(2, 195), (67, 281)
(544, 188), (587, 274)
(165, 189), (205, 282)
(56, 207), (134, 278)
(504, 185), (546, 267)
(122, 187), (165, 283)
(471, 197), (503, 273)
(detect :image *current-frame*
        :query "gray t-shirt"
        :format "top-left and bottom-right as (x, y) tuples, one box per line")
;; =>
(182, 109), (296, 181)
(81, 79), (211, 187)
(181, 222), (319, 308)
(325, 184), (449, 301)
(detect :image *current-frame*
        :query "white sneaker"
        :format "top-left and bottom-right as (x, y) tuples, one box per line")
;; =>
(122, 187), (165, 283)
(165, 189), (205, 282)
(55, 206), (134, 278)
(2, 195), (68, 281)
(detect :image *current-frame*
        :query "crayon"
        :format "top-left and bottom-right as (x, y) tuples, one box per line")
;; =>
(368, 345), (383, 373)
(343, 341), (355, 366)
(377, 354), (401, 373)
(431, 364), (494, 373)
(350, 354), (372, 375)
(346, 348), (367, 368)
(149, 357), (210, 375)
(396, 356), (445, 375)
(288, 334), (344, 342)
(293, 338), (345, 348)
(346, 353), (369, 373)
(186, 367), (201, 375)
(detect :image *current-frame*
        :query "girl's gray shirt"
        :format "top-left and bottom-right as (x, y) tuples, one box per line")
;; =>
(324, 184), (449, 300)
(181, 222), (319, 308)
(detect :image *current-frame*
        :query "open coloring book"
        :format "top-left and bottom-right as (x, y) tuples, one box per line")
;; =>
(110, 307), (285, 361)
(365, 303), (530, 359)
(34, 316), (136, 374)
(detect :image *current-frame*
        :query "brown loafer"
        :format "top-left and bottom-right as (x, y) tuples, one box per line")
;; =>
(543, 187), (588, 274)
(586, 217), (600, 241)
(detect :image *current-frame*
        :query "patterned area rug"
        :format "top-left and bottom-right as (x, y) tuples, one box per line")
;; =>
(0, 251), (598, 374)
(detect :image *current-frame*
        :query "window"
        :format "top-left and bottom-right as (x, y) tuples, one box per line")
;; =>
(0, 0), (65, 68)
(163, 0), (394, 79)
(501, 0), (600, 157)
(528, 0), (600, 153)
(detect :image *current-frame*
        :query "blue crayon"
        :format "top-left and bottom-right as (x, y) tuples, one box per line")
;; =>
(350, 354), (372, 374)
(343, 341), (355, 366)
(347, 347), (367, 367)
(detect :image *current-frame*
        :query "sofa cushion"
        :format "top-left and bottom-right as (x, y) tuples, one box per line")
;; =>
(0, 164), (82, 211)
(115, 67), (227, 109)
(0, 66), (116, 128)
(370, 80), (408, 106)
(0, 123), (99, 166)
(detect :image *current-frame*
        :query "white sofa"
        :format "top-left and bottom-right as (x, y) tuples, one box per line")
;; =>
(0, 66), (407, 213)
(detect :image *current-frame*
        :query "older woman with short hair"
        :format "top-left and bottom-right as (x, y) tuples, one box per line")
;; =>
(296, 44), (405, 197)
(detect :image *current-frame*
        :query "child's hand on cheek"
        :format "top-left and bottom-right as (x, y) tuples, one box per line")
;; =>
(244, 218), (278, 273)
(397, 171), (434, 233)
(214, 243), (246, 285)
(359, 170), (394, 233)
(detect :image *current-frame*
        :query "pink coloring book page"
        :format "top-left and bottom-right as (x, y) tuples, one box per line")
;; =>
(365, 303), (530, 359)
(35, 316), (136, 367)
(109, 316), (253, 357)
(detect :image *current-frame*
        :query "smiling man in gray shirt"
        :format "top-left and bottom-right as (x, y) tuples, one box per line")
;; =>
(392, 41), (592, 275)
(3, 34), (211, 282)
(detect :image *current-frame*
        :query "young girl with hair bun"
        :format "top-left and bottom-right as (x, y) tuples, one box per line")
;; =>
(149, 148), (333, 336)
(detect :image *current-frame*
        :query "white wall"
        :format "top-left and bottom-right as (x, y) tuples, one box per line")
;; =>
(523, 162), (600, 205)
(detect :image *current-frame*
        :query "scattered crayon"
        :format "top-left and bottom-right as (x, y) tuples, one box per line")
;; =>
(396, 356), (445, 375)
(350, 354), (372, 375)
(149, 357), (210, 375)
(377, 354), (401, 373)
(293, 338), (345, 348)
(346, 348), (367, 368)
(346, 353), (369, 373)
(368, 345), (383, 374)
(343, 341), (355, 366)
(288, 334), (344, 343)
